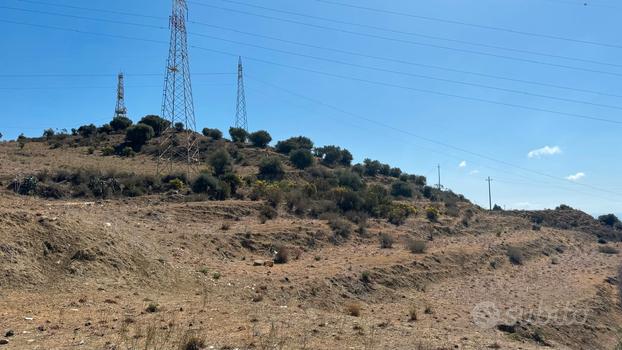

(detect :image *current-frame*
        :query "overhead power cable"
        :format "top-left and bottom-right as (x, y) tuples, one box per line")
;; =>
(308, 0), (622, 49)
(186, 2), (622, 77)
(2, 18), (622, 126)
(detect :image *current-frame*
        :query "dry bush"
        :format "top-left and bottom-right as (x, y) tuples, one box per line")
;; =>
(180, 334), (205, 350)
(408, 304), (418, 322)
(345, 301), (362, 317)
(598, 246), (620, 255)
(259, 204), (278, 223)
(379, 233), (394, 249)
(274, 246), (289, 264)
(507, 246), (525, 265)
(406, 238), (427, 254)
(327, 216), (353, 240)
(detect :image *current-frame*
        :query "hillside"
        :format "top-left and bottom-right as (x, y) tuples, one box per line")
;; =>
(0, 122), (620, 350)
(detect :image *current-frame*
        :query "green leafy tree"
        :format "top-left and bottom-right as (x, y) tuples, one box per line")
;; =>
(77, 124), (97, 138)
(202, 128), (223, 140)
(191, 174), (230, 200)
(139, 115), (170, 136)
(208, 149), (232, 176)
(599, 214), (621, 227)
(229, 127), (249, 143)
(390, 181), (413, 198)
(174, 122), (185, 132)
(110, 116), (133, 131)
(125, 123), (155, 150)
(275, 136), (313, 154)
(97, 124), (113, 134)
(43, 128), (55, 139)
(248, 130), (272, 148)
(258, 157), (285, 180)
(314, 145), (352, 167)
(289, 149), (314, 169)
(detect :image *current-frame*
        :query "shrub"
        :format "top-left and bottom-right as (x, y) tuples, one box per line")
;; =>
(388, 203), (416, 225)
(337, 170), (363, 191)
(332, 188), (363, 212)
(168, 178), (185, 191)
(97, 124), (113, 134)
(248, 130), (272, 148)
(362, 159), (382, 176)
(101, 146), (115, 156)
(43, 128), (55, 139)
(120, 146), (135, 157)
(406, 238), (427, 254)
(426, 207), (440, 222)
(408, 304), (418, 322)
(598, 246), (620, 255)
(145, 303), (159, 313)
(220, 173), (242, 195)
(259, 204), (278, 223)
(258, 157), (285, 181)
(125, 123), (155, 150)
(274, 246), (289, 264)
(139, 115), (170, 136)
(289, 149), (314, 169)
(229, 127), (248, 143)
(599, 214), (621, 227)
(202, 128), (223, 140)
(275, 136), (313, 154)
(77, 124), (97, 138)
(345, 301), (361, 317)
(389, 168), (402, 178)
(110, 116), (133, 131)
(208, 149), (232, 176)
(181, 336), (205, 350)
(360, 271), (371, 284)
(174, 122), (185, 132)
(327, 216), (353, 239)
(314, 145), (352, 167)
(507, 247), (525, 265)
(379, 233), (394, 249)
(191, 174), (230, 200)
(10, 176), (38, 195)
(390, 181), (413, 198)
(285, 190), (309, 215)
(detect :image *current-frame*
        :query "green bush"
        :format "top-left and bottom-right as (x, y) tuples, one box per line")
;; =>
(337, 170), (364, 191)
(426, 207), (440, 222)
(121, 146), (135, 157)
(259, 204), (278, 223)
(229, 127), (248, 143)
(208, 149), (232, 176)
(174, 122), (185, 132)
(43, 128), (55, 139)
(387, 203), (416, 225)
(258, 157), (285, 181)
(110, 116), (133, 131)
(327, 216), (353, 240)
(390, 181), (413, 198)
(202, 128), (223, 140)
(599, 214), (621, 227)
(125, 124), (155, 150)
(379, 233), (394, 249)
(139, 115), (170, 136)
(362, 159), (382, 176)
(289, 149), (314, 169)
(220, 173), (241, 195)
(248, 130), (272, 148)
(332, 188), (363, 212)
(191, 174), (230, 200)
(507, 247), (525, 265)
(406, 238), (427, 254)
(275, 136), (313, 154)
(97, 124), (113, 134)
(389, 168), (402, 178)
(314, 145), (353, 167)
(77, 124), (97, 138)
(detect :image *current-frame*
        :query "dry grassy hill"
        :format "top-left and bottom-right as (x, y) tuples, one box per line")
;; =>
(0, 124), (620, 350)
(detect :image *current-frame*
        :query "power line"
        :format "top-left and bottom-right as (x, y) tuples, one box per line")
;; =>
(310, 0), (622, 49)
(10, 2), (622, 98)
(19, 0), (622, 68)
(3, 18), (622, 126)
(186, 2), (622, 77)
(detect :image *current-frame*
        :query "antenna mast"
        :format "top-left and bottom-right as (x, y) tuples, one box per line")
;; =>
(114, 72), (128, 118)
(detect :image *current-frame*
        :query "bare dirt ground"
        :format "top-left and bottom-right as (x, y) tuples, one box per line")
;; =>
(0, 141), (621, 349)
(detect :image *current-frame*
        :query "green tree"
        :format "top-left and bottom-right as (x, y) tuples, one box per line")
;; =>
(110, 116), (133, 131)
(258, 157), (285, 180)
(390, 181), (413, 198)
(43, 128), (55, 139)
(174, 122), (185, 132)
(202, 128), (223, 140)
(599, 214), (621, 227)
(248, 130), (272, 148)
(192, 174), (230, 200)
(229, 127), (249, 143)
(125, 124), (155, 150)
(275, 136), (313, 154)
(139, 115), (170, 136)
(208, 149), (232, 176)
(77, 124), (97, 138)
(289, 149), (314, 169)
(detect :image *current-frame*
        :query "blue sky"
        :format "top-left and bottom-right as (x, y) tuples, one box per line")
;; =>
(1, 0), (621, 216)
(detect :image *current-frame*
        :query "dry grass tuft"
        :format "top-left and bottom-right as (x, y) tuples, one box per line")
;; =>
(345, 301), (362, 317)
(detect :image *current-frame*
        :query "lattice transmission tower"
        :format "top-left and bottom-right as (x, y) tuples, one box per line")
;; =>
(158, 0), (198, 174)
(114, 72), (128, 119)
(234, 56), (248, 131)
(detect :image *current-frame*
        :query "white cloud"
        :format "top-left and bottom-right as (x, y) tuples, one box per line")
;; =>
(468, 170), (479, 175)
(528, 145), (562, 159)
(566, 172), (585, 181)
(459, 160), (467, 168)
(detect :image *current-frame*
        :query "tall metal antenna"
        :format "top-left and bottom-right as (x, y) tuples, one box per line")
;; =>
(487, 176), (493, 210)
(234, 56), (248, 131)
(114, 72), (128, 119)
(159, 0), (198, 174)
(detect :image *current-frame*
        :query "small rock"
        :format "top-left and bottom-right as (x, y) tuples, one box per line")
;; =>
(253, 260), (265, 266)
(4, 331), (13, 338)
(0, 339), (8, 345)
(36, 325), (45, 332)
(263, 261), (274, 267)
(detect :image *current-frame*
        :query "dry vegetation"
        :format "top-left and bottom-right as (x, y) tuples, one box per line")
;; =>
(0, 124), (621, 349)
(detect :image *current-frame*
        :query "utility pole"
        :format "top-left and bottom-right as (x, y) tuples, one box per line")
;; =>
(486, 177), (493, 210)
(114, 72), (128, 119)
(158, 0), (198, 175)
(437, 164), (442, 190)
(235, 56), (248, 132)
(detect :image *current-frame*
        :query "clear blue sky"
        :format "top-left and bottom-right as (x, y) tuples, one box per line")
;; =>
(1, 0), (621, 217)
